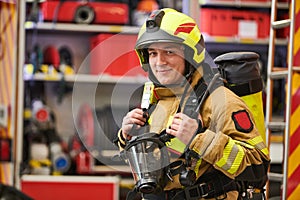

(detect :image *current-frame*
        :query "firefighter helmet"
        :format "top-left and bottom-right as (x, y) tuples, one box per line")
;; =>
(135, 8), (206, 72)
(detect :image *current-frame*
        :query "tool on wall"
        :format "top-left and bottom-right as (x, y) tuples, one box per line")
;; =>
(23, 99), (71, 175)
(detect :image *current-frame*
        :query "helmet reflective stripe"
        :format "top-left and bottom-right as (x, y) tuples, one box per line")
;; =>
(135, 8), (205, 71)
(174, 22), (205, 65)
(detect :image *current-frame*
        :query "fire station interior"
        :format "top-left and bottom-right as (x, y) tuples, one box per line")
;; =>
(0, 0), (295, 199)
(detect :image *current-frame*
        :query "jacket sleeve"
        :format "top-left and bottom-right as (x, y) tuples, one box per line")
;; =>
(189, 87), (270, 182)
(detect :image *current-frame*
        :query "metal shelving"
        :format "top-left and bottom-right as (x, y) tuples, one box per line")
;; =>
(203, 34), (288, 45)
(25, 21), (140, 34)
(24, 73), (147, 84)
(25, 21), (286, 46)
(199, 0), (289, 9)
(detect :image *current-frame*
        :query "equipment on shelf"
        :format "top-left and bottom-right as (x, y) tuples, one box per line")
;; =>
(43, 45), (74, 75)
(43, 45), (60, 70)
(132, 0), (159, 26)
(89, 33), (146, 76)
(24, 44), (74, 78)
(23, 99), (71, 175)
(72, 103), (129, 174)
(40, 0), (129, 25)
(27, 0), (42, 22)
(200, 8), (270, 39)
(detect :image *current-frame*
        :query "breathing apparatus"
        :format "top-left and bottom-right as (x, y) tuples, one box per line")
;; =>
(123, 132), (170, 194)
(120, 82), (171, 195)
(121, 8), (222, 198)
(214, 52), (266, 142)
(130, 82), (166, 194)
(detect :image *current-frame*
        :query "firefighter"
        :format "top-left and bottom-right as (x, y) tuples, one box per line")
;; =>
(116, 8), (270, 200)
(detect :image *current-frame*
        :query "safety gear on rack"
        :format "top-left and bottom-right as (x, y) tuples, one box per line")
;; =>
(74, 5), (95, 24)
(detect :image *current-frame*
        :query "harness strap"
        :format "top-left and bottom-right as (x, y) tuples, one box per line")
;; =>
(182, 77), (207, 119)
(165, 170), (238, 200)
(168, 160), (186, 177)
(226, 78), (263, 97)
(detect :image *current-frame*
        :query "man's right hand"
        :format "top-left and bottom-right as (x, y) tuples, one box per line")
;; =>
(121, 108), (148, 138)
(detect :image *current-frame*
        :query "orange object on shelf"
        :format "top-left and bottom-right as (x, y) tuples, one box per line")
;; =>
(137, 0), (159, 12)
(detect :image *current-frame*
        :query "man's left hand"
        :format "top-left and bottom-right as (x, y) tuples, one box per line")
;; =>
(166, 112), (202, 145)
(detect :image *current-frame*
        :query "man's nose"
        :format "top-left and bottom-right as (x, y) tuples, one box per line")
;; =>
(156, 53), (167, 65)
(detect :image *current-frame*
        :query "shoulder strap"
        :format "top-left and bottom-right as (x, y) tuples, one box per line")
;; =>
(182, 73), (222, 120)
(182, 77), (207, 119)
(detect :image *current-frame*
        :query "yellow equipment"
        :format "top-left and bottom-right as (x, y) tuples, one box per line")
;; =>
(214, 52), (266, 142)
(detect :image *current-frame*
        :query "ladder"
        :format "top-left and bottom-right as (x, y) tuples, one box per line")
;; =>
(265, 0), (299, 199)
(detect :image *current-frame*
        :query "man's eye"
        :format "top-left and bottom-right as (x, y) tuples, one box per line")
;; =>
(148, 52), (156, 56)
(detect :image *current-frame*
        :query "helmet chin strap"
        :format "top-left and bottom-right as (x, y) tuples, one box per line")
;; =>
(148, 67), (162, 86)
(180, 61), (195, 87)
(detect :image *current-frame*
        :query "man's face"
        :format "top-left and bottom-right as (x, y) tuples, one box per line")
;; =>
(148, 42), (186, 85)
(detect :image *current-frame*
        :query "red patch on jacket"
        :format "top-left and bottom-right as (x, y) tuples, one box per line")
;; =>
(232, 110), (253, 133)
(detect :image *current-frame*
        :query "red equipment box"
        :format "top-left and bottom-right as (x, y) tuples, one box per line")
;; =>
(89, 33), (146, 76)
(21, 175), (120, 200)
(40, 1), (129, 25)
(202, 0), (270, 1)
(200, 8), (270, 39)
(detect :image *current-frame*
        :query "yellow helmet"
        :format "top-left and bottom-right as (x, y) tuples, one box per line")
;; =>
(135, 8), (206, 72)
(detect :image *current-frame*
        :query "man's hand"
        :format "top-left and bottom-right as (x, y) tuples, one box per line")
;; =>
(121, 108), (147, 138)
(166, 112), (202, 145)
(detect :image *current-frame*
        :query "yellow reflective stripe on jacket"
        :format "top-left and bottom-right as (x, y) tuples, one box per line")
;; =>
(194, 158), (202, 177)
(216, 138), (245, 175)
(233, 140), (254, 149)
(166, 138), (186, 154)
(149, 114), (186, 154)
(247, 136), (269, 156)
(165, 115), (186, 154)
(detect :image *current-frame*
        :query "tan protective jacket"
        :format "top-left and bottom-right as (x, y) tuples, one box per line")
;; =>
(118, 69), (270, 199)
